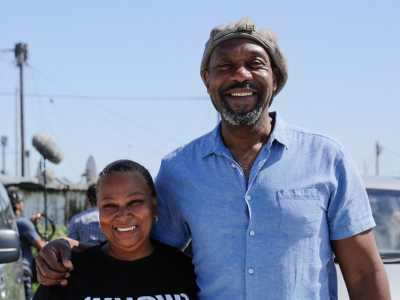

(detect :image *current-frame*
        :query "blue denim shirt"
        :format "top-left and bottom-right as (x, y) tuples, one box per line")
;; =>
(68, 207), (106, 246)
(153, 113), (375, 300)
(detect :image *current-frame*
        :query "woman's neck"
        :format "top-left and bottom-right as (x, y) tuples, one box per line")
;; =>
(102, 241), (154, 262)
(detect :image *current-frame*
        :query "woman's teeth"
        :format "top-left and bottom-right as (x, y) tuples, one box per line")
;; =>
(116, 225), (137, 232)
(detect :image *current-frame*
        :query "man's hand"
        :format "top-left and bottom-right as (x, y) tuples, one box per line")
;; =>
(36, 238), (77, 286)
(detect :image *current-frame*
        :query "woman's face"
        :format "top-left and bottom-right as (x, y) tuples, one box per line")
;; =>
(97, 171), (156, 261)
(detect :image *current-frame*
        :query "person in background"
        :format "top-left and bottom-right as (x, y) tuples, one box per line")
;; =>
(8, 187), (46, 300)
(68, 183), (106, 246)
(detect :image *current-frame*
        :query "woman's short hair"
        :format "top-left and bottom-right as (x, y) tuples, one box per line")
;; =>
(97, 159), (156, 197)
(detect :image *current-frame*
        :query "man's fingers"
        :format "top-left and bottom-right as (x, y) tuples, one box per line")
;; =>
(37, 245), (69, 273)
(62, 259), (73, 271)
(37, 268), (67, 286)
(36, 255), (70, 286)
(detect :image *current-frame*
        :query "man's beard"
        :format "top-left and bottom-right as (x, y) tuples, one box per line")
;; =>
(219, 96), (264, 126)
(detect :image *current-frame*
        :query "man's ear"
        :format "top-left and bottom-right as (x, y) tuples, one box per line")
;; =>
(272, 68), (278, 93)
(201, 70), (210, 91)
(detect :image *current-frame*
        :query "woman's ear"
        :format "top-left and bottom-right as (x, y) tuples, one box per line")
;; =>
(152, 197), (158, 215)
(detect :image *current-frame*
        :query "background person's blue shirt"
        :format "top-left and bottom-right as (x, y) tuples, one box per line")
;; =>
(17, 216), (41, 269)
(153, 113), (375, 300)
(68, 207), (106, 246)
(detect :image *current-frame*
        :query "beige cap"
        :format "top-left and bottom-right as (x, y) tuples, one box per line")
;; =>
(200, 18), (288, 96)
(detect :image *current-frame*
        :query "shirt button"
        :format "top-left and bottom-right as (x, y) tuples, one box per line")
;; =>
(248, 268), (255, 275)
(231, 163), (236, 168)
(249, 230), (255, 237)
(245, 195), (251, 201)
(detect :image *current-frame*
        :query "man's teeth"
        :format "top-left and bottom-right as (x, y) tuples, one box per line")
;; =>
(230, 92), (253, 97)
(116, 225), (137, 232)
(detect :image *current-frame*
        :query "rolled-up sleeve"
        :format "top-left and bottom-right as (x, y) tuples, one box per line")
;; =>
(328, 150), (376, 240)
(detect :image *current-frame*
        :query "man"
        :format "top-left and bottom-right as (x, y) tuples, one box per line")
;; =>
(67, 183), (106, 246)
(36, 18), (390, 299)
(8, 187), (47, 300)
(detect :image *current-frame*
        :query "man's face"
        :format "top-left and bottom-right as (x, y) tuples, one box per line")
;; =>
(202, 39), (277, 126)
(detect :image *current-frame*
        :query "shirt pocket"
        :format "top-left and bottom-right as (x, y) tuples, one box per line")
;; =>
(277, 187), (327, 236)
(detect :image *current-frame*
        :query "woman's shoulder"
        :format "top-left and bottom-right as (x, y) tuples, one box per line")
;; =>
(154, 241), (190, 259)
(152, 241), (194, 270)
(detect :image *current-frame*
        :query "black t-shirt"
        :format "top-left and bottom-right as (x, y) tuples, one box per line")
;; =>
(34, 241), (198, 300)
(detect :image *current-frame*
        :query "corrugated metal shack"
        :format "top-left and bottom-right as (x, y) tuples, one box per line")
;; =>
(0, 175), (87, 226)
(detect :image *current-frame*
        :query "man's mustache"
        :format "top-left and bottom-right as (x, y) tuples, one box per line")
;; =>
(220, 81), (258, 93)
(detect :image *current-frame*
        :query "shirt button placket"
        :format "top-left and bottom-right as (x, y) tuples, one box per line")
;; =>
(245, 193), (256, 299)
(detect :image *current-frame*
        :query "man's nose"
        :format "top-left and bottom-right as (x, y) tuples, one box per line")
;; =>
(231, 65), (252, 82)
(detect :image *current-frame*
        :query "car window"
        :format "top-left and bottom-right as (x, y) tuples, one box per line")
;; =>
(0, 185), (14, 230)
(368, 189), (400, 253)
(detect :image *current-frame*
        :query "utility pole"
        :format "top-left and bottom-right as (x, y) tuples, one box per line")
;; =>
(375, 141), (383, 176)
(25, 150), (31, 178)
(14, 43), (28, 177)
(0, 136), (7, 175)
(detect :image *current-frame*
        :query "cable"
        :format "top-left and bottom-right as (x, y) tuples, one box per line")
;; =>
(0, 91), (208, 102)
(384, 147), (400, 160)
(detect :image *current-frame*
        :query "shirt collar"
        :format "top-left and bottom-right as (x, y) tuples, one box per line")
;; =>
(201, 111), (290, 159)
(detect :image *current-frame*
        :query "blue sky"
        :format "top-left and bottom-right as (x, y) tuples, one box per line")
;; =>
(1, 0), (399, 181)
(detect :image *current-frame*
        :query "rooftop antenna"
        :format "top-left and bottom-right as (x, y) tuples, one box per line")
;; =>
(83, 155), (97, 184)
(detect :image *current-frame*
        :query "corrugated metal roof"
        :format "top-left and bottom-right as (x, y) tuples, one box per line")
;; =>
(0, 174), (87, 191)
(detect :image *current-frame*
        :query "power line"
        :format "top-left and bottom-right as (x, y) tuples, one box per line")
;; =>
(0, 91), (208, 102)
(384, 147), (400, 160)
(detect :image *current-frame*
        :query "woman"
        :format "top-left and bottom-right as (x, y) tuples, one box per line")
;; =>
(34, 159), (198, 300)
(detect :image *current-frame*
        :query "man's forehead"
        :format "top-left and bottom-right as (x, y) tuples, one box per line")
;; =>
(210, 39), (270, 60)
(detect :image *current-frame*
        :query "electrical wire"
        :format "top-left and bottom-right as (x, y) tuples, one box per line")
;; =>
(0, 91), (208, 102)
(384, 147), (400, 160)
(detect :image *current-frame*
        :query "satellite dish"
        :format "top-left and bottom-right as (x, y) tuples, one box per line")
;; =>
(84, 155), (97, 183)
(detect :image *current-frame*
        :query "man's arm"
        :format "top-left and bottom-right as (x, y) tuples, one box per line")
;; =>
(332, 230), (390, 300)
(33, 239), (47, 251)
(152, 158), (191, 249)
(19, 217), (47, 251)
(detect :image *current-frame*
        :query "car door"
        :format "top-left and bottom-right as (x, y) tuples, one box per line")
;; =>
(0, 184), (25, 300)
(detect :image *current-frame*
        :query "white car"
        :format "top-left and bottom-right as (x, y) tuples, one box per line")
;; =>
(337, 176), (400, 299)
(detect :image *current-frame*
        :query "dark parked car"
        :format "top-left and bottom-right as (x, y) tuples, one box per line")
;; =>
(0, 182), (25, 300)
